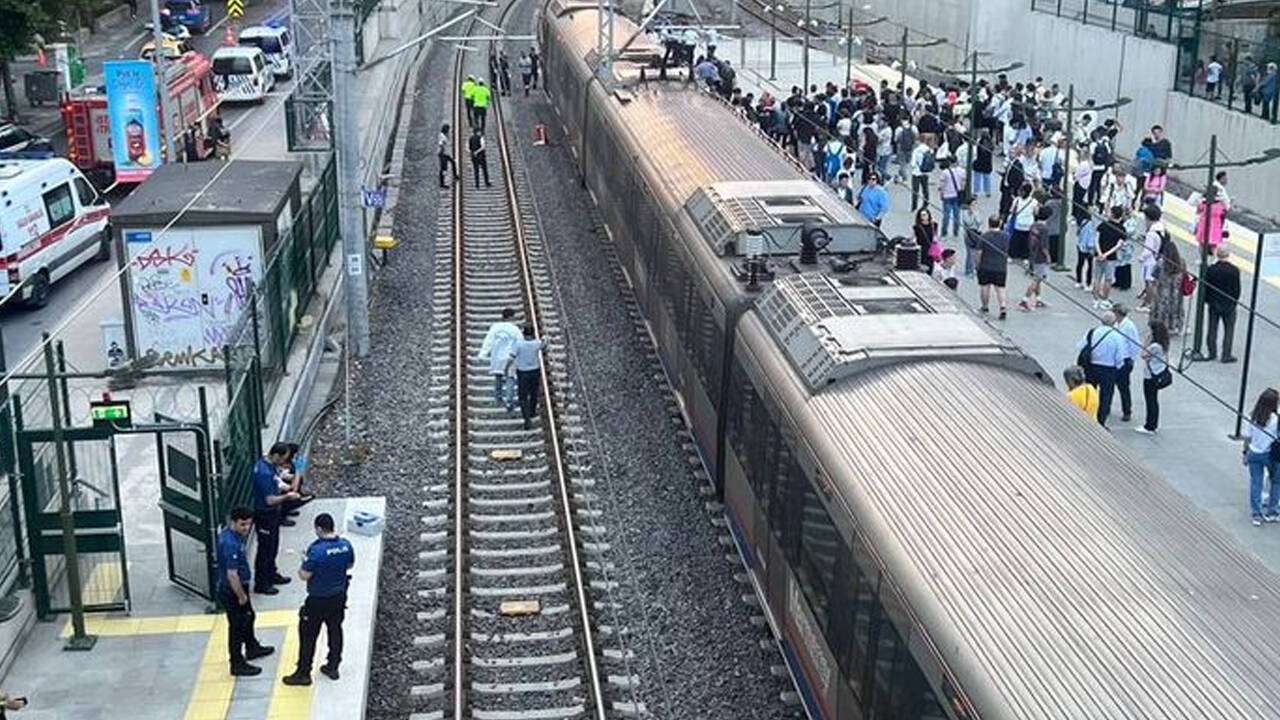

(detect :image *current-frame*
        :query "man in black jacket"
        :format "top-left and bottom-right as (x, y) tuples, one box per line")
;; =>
(1204, 245), (1241, 362)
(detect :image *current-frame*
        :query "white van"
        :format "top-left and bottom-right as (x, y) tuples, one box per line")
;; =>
(210, 46), (275, 103)
(238, 25), (294, 79)
(0, 159), (111, 307)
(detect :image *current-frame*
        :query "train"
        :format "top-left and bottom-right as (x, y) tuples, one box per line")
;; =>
(537, 2), (1280, 718)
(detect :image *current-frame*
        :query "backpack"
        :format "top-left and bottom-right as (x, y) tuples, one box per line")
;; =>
(1134, 144), (1155, 174)
(1092, 138), (1112, 167)
(919, 149), (936, 173)
(1076, 328), (1096, 368)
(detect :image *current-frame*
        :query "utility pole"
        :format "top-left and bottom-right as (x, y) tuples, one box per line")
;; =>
(899, 27), (908, 93)
(769, 4), (779, 81)
(148, 0), (176, 163)
(844, 10), (852, 88)
(1055, 83), (1075, 271)
(44, 335), (94, 650)
(597, 0), (614, 81)
(965, 50), (977, 197)
(1190, 134), (1218, 361)
(802, 0), (811, 92)
(1232, 229), (1267, 439)
(333, 1), (370, 357)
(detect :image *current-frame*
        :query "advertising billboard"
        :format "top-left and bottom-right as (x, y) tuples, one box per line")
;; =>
(102, 59), (161, 182)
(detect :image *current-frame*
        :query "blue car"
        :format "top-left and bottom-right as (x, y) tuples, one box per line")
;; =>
(164, 0), (212, 33)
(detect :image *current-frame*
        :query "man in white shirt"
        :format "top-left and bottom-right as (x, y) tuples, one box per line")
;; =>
(1138, 205), (1165, 310)
(478, 308), (522, 412)
(1113, 303), (1142, 423)
(909, 137), (935, 210)
(1098, 165), (1137, 214)
(437, 124), (459, 189)
(1206, 56), (1224, 99)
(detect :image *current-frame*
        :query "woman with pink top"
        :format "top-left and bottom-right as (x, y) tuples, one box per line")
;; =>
(1142, 164), (1167, 208)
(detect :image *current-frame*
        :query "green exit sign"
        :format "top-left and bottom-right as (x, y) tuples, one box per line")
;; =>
(89, 400), (132, 429)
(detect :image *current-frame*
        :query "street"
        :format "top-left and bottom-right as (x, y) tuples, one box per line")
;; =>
(0, 0), (291, 368)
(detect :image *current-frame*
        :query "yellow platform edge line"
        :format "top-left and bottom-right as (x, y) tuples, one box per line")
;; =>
(183, 622), (233, 720)
(264, 612), (315, 720)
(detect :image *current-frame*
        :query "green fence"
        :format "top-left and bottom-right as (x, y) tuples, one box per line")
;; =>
(215, 153), (339, 520)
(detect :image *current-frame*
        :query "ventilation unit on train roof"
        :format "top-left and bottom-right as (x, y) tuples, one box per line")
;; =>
(685, 181), (880, 259)
(755, 272), (1042, 390)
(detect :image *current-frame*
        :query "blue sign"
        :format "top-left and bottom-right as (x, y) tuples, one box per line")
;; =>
(361, 188), (387, 208)
(103, 60), (162, 183)
(125, 230), (153, 243)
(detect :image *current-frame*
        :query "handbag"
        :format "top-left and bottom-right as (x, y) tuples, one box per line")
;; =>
(1155, 368), (1173, 389)
(1180, 271), (1197, 297)
(928, 231), (944, 261)
(1076, 328), (1096, 368)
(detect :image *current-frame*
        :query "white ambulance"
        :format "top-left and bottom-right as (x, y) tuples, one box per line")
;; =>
(0, 159), (112, 308)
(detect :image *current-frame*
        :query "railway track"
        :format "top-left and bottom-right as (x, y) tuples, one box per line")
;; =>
(409, 3), (635, 719)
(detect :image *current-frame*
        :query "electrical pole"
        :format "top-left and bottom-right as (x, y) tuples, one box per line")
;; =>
(1232, 228), (1266, 439)
(1055, 83), (1075, 271)
(802, 0), (811, 92)
(333, 1), (370, 357)
(44, 335), (94, 650)
(899, 27), (907, 94)
(597, 0), (614, 81)
(965, 50), (976, 197)
(1190, 134), (1217, 360)
(769, 4), (778, 81)
(148, 0), (176, 163)
(844, 10), (852, 88)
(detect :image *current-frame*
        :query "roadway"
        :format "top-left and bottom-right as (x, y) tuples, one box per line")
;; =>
(0, 0), (291, 371)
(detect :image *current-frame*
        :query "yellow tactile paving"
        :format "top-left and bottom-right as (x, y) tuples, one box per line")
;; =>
(266, 610), (315, 720)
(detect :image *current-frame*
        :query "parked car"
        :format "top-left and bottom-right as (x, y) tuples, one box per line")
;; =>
(0, 124), (55, 160)
(140, 33), (193, 60)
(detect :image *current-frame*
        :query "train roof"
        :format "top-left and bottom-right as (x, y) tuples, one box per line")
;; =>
(796, 353), (1280, 718)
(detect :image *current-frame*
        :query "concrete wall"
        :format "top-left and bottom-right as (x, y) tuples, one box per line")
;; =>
(1163, 92), (1280, 219)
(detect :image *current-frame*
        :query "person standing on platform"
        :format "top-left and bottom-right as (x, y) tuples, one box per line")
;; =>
(1113, 304), (1142, 423)
(469, 128), (491, 189)
(283, 513), (355, 686)
(252, 443), (299, 596)
(1244, 388), (1280, 526)
(1075, 311), (1126, 427)
(507, 325), (550, 430)
(461, 75), (477, 127)
(472, 79), (491, 133)
(1135, 319), (1171, 435)
(1204, 245), (1241, 362)
(218, 506), (274, 676)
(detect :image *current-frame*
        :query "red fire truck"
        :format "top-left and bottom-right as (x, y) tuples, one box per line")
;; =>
(61, 51), (221, 186)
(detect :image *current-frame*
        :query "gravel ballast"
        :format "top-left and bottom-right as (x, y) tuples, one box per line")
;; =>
(300, 1), (802, 716)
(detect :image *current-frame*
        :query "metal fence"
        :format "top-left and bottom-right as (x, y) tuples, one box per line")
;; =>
(1029, 0), (1202, 44)
(1174, 26), (1280, 123)
(215, 152), (339, 520)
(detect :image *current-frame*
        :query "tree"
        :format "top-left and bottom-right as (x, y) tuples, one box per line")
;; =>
(0, 0), (52, 122)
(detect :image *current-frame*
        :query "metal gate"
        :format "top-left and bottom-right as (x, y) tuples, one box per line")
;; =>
(155, 413), (216, 600)
(14, 415), (130, 619)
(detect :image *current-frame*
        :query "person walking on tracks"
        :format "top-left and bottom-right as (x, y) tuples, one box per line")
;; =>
(472, 79), (491, 133)
(217, 506), (275, 676)
(479, 308), (521, 412)
(461, 75), (477, 127)
(469, 128), (491, 189)
(252, 443), (300, 596)
(282, 513), (355, 687)
(438, 124), (460, 188)
(507, 324), (550, 430)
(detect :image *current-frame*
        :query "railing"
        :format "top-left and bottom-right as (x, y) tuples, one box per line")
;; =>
(1029, 0), (1201, 45)
(1174, 25), (1280, 124)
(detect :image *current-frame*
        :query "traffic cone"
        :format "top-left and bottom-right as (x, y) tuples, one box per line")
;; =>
(532, 122), (547, 146)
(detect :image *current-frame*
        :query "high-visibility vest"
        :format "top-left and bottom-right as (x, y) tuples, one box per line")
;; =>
(462, 79), (476, 102)
(472, 84), (491, 108)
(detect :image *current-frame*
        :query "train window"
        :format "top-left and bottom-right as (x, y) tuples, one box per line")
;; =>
(871, 615), (904, 719)
(795, 479), (839, 632)
(847, 569), (879, 703)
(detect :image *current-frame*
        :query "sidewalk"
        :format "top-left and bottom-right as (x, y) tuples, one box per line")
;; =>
(733, 38), (1280, 573)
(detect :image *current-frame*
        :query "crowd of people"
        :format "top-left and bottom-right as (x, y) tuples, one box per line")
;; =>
(653, 30), (1277, 526)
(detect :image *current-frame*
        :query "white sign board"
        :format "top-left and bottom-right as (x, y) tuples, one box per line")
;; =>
(125, 225), (264, 367)
(1260, 232), (1280, 278)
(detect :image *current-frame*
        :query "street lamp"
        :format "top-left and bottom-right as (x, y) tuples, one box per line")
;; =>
(839, 14), (884, 88)
(768, 3), (785, 81)
(894, 31), (945, 95)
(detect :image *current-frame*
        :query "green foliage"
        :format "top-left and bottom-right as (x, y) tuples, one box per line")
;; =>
(0, 0), (49, 60)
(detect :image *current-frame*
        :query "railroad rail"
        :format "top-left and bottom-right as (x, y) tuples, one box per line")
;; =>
(410, 2), (614, 718)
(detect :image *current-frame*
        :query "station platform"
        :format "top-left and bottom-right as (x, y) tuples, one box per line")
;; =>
(2, 497), (384, 720)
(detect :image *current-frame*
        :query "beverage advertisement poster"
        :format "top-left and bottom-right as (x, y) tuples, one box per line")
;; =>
(103, 59), (161, 182)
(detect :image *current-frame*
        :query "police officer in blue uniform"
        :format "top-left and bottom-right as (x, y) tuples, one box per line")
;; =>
(282, 512), (354, 686)
(217, 506), (274, 676)
(252, 443), (300, 595)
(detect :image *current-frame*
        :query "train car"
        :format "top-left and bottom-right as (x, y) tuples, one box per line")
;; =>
(539, 2), (1280, 720)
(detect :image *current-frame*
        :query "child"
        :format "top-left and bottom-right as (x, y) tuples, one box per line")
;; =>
(933, 248), (959, 290)
(960, 196), (981, 277)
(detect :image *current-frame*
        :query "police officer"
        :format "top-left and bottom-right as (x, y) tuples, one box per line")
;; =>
(252, 443), (300, 595)
(217, 506), (274, 676)
(282, 513), (355, 686)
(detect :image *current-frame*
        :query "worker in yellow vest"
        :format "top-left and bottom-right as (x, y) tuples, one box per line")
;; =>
(472, 79), (491, 133)
(461, 75), (477, 127)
